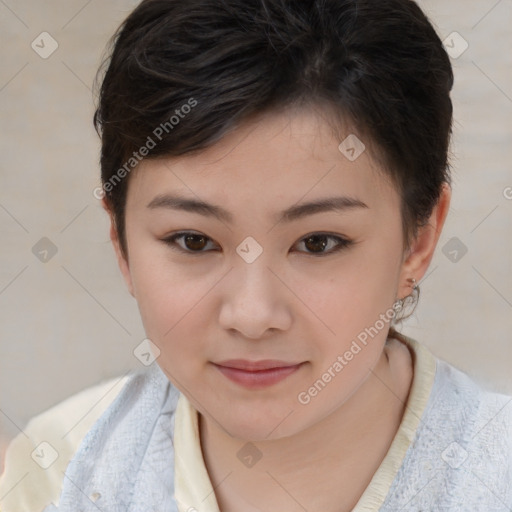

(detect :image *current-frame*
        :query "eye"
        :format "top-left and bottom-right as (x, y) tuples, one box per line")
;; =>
(293, 233), (353, 256)
(162, 231), (218, 253)
(161, 231), (353, 256)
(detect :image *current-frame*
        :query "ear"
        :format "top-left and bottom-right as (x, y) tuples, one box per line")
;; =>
(101, 198), (135, 298)
(397, 182), (451, 299)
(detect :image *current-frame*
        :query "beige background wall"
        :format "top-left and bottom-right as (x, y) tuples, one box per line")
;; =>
(1, 0), (511, 473)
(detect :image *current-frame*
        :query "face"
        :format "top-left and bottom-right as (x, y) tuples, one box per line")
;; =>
(113, 107), (412, 441)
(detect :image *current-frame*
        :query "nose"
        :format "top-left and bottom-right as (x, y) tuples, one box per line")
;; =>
(218, 258), (292, 340)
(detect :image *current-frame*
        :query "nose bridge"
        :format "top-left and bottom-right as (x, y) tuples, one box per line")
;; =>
(218, 249), (291, 337)
(231, 248), (276, 300)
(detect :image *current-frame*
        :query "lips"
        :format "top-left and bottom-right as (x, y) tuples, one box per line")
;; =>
(213, 359), (302, 371)
(212, 360), (305, 389)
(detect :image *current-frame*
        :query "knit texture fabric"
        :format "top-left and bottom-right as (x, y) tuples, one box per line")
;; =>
(379, 359), (512, 511)
(42, 364), (180, 512)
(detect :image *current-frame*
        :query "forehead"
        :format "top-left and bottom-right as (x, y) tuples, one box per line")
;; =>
(126, 107), (398, 218)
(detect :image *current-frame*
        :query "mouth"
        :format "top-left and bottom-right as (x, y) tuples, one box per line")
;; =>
(211, 360), (305, 389)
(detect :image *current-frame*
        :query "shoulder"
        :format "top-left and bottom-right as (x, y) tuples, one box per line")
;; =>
(413, 358), (512, 505)
(46, 363), (179, 511)
(0, 374), (130, 512)
(382, 353), (512, 510)
(430, 359), (512, 452)
(440, 360), (512, 497)
(435, 358), (512, 426)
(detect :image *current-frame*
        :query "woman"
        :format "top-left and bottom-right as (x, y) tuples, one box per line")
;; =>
(1, 0), (511, 511)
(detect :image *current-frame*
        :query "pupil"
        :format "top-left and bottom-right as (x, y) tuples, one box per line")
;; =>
(185, 234), (206, 250)
(305, 235), (327, 253)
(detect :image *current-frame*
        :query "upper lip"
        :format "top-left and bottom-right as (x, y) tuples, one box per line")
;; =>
(213, 359), (303, 371)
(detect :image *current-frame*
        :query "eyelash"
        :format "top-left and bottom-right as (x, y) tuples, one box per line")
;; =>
(161, 231), (354, 257)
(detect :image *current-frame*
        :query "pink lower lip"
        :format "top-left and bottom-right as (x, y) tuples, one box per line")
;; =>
(213, 363), (304, 389)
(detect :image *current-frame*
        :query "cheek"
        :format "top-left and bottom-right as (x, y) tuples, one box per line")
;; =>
(128, 250), (210, 350)
(298, 250), (397, 328)
(297, 249), (399, 369)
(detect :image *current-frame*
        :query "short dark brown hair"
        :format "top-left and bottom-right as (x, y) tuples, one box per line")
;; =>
(93, 0), (454, 309)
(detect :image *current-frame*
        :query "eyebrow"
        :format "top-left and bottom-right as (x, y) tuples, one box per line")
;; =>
(146, 193), (369, 224)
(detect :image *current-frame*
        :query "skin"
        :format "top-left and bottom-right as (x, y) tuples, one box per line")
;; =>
(104, 105), (451, 511)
